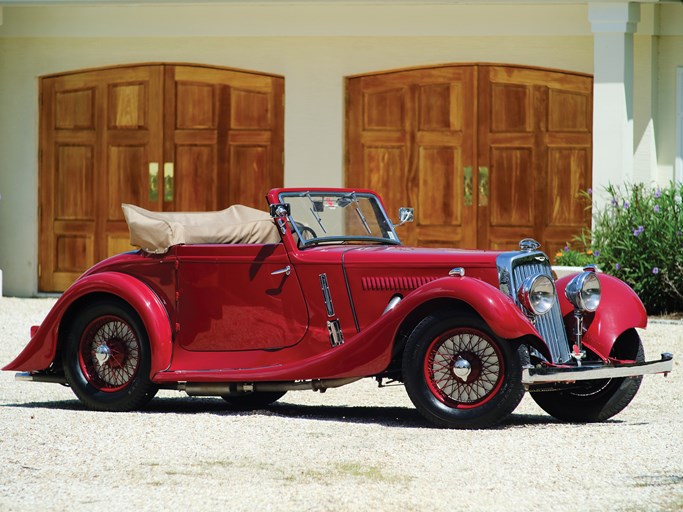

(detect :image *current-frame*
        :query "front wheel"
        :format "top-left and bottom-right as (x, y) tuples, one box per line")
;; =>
(530, 330), (644, 423)
(402, 311), (526, 429)
(62, 299), (158, 411)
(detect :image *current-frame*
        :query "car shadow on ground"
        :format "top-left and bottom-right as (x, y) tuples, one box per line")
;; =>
(2, 396), (621, 430)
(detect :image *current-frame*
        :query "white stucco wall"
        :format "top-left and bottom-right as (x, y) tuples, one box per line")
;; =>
(0, 2), (681, 296)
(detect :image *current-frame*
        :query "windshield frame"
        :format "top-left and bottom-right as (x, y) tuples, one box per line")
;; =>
(278, 190), (402, 247)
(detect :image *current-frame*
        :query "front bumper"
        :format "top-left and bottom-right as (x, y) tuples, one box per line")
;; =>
(522, 352), (673, 385)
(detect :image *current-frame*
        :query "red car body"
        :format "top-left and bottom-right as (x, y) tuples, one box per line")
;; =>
(4, 188), (673, 428)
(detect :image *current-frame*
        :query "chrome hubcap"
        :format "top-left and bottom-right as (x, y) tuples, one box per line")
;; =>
(94, 343), (112, 366)
(452, 356), (472, 382)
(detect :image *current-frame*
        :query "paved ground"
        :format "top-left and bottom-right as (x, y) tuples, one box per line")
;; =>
(0, 297), (681, 511)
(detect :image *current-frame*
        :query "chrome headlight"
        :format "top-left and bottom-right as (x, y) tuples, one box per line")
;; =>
(517, 274), (556, 316)
(565, 271), (601, 312)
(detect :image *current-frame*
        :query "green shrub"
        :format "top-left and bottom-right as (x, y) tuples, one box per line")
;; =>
(591, 182), (683, 314)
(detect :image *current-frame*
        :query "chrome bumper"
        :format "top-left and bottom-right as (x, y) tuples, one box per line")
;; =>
(522, 353), (673, 385)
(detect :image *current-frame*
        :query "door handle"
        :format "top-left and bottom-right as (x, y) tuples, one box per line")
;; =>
(148, 163), (159, 201)
(478, 166), (489, 207)
(463, 166), (473, 206)
(163, 163), (174, 202)
(271, 266), (291, 276)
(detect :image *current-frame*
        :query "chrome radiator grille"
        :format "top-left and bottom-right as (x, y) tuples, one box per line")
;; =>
(497, 252), (571, 364)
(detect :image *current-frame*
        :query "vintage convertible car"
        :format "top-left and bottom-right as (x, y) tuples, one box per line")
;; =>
(4, 188), (674, 428)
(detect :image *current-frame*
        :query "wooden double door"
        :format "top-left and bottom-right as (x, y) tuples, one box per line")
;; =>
(346, 64), (592, 255)
(39, 63), (284, 292)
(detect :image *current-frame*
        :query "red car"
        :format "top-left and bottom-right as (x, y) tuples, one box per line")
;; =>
(4, 188), (674, 428)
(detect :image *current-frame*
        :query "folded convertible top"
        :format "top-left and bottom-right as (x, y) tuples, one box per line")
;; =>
(122, 203), (281, 254)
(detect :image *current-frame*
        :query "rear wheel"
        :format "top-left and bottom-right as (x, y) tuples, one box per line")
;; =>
(530, 330), (644, 422)
(221, 391), (287, 409)
(402, 311), (526, 429)
(62, 299), (158, 411)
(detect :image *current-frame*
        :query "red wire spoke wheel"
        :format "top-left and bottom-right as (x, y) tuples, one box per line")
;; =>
(78, 316), (141, 393)
(403, 311), (525, 429)
(424, 328), (504, 409)
(63, 299), (158, 411)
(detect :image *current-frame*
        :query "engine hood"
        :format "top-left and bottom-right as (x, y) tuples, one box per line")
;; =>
(341, 245), (501, 269)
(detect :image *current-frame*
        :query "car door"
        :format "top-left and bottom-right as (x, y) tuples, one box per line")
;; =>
(175, 243), (308, 351)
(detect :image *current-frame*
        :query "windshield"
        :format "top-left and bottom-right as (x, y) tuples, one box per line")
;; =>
(279, 191), (401, 246)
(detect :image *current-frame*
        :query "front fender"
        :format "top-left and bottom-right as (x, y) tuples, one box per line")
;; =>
(2, 272), (174, 377)
(556, 273), (647, 359)
(396, 276), (540, 339)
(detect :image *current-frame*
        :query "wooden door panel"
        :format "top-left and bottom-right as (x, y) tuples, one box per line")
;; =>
(490, 83), (532, 133)
(102, 67), (164, 265)
(175, 145), (217, 211)
(176, 82), (216, 129)
(347, 64), (591, 254)
(41, 63), (284, 291)
(364, 88), (406, 130)
(167, 65), (284, 212)
(40, 74), (99, 290)
(229, 145), (270, 208)
(417, 147), (461, 226)
(346, 66), (476, 248)
(488, 147), (534, 228)
(107, 145), (153, 220)
(56, 145), (95, 220)
(547, 147), (590, 226)
(108, 82), (149, 129)
(548, 89), (591, 132)
(479, 65), (592, 252)
(55, 88), (95, 129)
(231, 89), (271, 129)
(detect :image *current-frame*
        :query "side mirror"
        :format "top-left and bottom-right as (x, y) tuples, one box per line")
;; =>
(395, 207), (414, 227)
(269, 203), (291, 218)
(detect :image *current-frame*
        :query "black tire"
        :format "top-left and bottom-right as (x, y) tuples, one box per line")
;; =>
(530, 330), (644, 423)
(402, 310), (526, 429)
(62, 299), (158, 411)
(221, 391), (287, 409)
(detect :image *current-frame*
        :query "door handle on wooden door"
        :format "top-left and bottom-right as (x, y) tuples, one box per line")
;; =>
(478, 166), (489, 207)
(163, 163), (174, 202)
(148, 163), (159, 201)
(463, 166), (473, 206)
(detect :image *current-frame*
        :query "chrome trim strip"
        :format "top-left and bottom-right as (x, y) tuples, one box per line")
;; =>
(522, 353), (674, 384)
(319, 273), (335, 317)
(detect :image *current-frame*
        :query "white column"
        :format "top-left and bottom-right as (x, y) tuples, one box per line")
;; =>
(589, 2), (640, 204)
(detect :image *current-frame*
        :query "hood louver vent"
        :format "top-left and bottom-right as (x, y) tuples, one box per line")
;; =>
(361, 276), (437, 291)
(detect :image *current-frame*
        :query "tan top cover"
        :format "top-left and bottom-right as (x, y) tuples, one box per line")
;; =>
(122, 203), (280, 254)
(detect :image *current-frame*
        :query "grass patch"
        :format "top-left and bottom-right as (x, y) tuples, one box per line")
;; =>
(288, 462), (408, 484)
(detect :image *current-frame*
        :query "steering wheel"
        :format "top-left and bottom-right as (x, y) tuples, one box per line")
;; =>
(299, 225), (317, 241)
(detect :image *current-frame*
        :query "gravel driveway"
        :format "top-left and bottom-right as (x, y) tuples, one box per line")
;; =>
(1, 297), (681, 512)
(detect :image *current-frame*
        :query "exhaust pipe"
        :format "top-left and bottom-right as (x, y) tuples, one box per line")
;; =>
(179, 377), (361, 397)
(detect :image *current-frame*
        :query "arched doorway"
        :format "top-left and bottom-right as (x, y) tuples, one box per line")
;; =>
(346, 64), (592, 255)
(39, 63), (284, 292)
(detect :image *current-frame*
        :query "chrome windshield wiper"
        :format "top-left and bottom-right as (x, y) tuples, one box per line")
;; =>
(354, 203), (372, 235)
(338, 192), (371, 235)
(305, 192), (327, 234)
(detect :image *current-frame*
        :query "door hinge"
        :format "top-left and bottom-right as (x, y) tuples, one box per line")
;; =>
(38, 264), (42, 278)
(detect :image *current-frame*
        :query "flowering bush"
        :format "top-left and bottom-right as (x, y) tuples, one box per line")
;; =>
(591, 182), (683, 314)
(554, 240), (597, 267)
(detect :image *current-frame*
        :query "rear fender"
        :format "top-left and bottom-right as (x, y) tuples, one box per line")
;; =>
(2, 272), (173, 377)
(556, 273), (647, 360)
